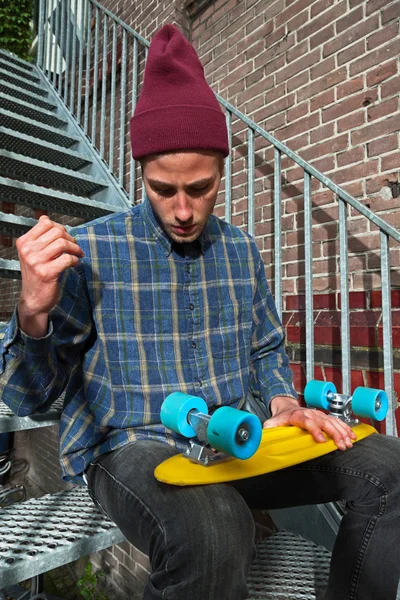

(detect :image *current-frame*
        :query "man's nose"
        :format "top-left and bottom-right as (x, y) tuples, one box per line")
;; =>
(174, 193), (193, 222)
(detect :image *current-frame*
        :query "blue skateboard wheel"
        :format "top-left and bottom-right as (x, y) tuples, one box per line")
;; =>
(304, 380), (336, 411)
(208, 407), (262, 460)
(352, 387), (388, 421)
(161, 392), (208, 438)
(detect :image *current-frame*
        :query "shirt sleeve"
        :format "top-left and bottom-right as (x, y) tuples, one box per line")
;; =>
(0, 264), (94, 416)
(248, 248), (297, 418)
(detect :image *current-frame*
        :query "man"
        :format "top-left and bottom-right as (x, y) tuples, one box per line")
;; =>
(1, 24), (399, 600)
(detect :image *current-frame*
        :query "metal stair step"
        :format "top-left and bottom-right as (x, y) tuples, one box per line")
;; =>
(0, 80), (57, 112)
(0, 128), (92, 171)
(0, 49), (35, 73)
(0, 258), (21, 279)
(0, 485), (330, 598)
(0, 397), (63, 433)
(0, 211), (37, 237)
(0, 93), (66, 129)
(0, 109), (80, 148)
(0, 57), (40, 83)
(0, 67), (48, 97)
(0, 150), (107, 196)
(0, 177), (117, 219)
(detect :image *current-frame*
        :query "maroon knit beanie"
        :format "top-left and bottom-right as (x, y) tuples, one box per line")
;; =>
(130, 24), (229, 160)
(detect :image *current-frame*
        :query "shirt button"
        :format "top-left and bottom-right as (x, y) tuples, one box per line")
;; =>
(189, 303), (194, 310)
(192, 342), (196, 349)
(197, 380), (202, 387)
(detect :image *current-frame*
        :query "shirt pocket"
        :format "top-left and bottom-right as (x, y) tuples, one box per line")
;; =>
(208, 297), (247, 359)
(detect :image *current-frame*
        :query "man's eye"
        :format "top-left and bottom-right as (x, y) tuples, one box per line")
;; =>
(155, 188), (173, 195)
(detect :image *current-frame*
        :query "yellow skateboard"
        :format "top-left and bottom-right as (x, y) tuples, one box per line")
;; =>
(155, 382), (388, 487)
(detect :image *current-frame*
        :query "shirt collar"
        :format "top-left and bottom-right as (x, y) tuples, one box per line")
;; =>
(141, 195), (211, 256)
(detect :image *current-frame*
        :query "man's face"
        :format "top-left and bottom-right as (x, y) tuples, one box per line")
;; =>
(142, 150), (224, 244)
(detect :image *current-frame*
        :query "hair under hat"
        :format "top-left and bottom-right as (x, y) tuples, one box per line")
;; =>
(130, 24), (229, 160)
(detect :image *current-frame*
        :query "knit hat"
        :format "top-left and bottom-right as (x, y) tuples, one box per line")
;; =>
(130, 24), (229, 160)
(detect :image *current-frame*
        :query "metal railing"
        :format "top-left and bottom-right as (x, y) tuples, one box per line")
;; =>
(35, 0), (399, 436)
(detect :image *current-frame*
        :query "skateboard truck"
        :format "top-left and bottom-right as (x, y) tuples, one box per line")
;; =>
(161, 392), (262, 466)
(304, 381), (388, 424)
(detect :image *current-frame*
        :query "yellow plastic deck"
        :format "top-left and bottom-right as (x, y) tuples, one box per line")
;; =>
(155, 423), (377, 486)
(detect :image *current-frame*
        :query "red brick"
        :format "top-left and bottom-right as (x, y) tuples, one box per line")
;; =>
(286, 325), (306, 343)
(337, 146), (365, 168)
(336, 76), (365, 100)
(382, 2), (400, 24)
(338, 291), (367, 309)
(285, 295), (306, 310)
(310, 25), (335, 50)
(314, 293), (336, 309)
(351, 114), (399, 145)
(367, 97), (399, 122)
(298, 1), (347, 43)
(337, 110), (365, 133)
(314, 325), (341, 345)
(368, 22), (400, 51)
(350, 327), (377, 347)
(382, 151), (400, 173)
(323, 89), (378, 123)
(350, 38), (400, 77)
(323, 367), (343, 391)
(366, 60), (398, 87)
(276, 112), (320, 141)
(275, 0), (311, 29)
(310, 88), (335, 112)
(351, 370), (365, 390)
(311, 56), (336, 80)
(297, 67), (347, 103)
(338, 40), (367, 66)
(323, 15), (378, 58)
(275, 48), (320, 85)
(336, 6), (363, 34)
(371, 290), (400, 309)
(381, 75), (400, 99)
(310, 122), (335, 143)
(288, 70), (310, 93)
(332, 159), (379, 185)
(366, 0), (393, 15)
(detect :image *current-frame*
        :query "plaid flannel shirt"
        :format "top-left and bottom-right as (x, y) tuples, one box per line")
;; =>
(0, 198), (296, 483)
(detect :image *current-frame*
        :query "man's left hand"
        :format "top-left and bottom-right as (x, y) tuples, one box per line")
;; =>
(263, 396), (357, 451)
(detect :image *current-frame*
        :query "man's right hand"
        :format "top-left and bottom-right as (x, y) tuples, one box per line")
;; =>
(16, 215), (84, 338)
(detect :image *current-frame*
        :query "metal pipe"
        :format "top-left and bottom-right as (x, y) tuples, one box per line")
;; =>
(109, 21), (117, 171)
(247, 127), (255, 237)
(129, 37), (138, 203)
(83, 0), (92, 134)
(99, 15), (108, 159)
(77, 0), (86, 125)
(274, 148), (282, 319)
(381, 231), (397, 436)
(37, 0), (45, 68)
(69, 0), (78, 111)
(339, 198), (350, 396)
(119, 29), (127, 187)
(52, 0), (60, 88)
(224, 110), (232, 224)
(63, 0), (72, 103)
(91, 5), (100, 147)
(304, 172), (314, 381)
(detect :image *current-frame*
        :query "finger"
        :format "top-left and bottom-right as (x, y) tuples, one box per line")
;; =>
(35, 237), (84, 262)
(19, 216), (66, 243)
(32, 225), (78, 251)
(315, 416), (353, 450)
(299, 416), (327, 443)
(34, 252), (81, 280)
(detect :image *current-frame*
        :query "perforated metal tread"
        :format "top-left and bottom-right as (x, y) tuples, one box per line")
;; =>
(0, 151), (107, 196)
(0, 259), (21, 280)
(0, 178), (116, 219)
(0, 80), (57, 112)
(0, 93), (66, 129)
(0, 68), (48, 97)
(0, 128), (92, 171)
(0, 50), (35, 73)
(0, 58), (40, 83)
(0, 109), (80, 148)
(0, 487), (126, 588)
(248, 531), (330, 600)
(0, 211), (37, 237)
(0, 398), (63, 434)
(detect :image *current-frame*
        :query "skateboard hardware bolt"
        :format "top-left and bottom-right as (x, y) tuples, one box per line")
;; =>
(237, 427), (249, 442)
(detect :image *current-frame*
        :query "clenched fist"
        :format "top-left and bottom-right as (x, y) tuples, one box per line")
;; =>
(16, 215), (84, 338)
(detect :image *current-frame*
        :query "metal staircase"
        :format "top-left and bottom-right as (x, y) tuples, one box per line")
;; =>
(0, 47), (130, 279)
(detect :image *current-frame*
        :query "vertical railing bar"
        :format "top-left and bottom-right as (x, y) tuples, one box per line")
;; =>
(76, 0), (86, 125)
(99, 15), (108, 159)
(129, 37), (138, 203)
(224, 110), (232, 224)
(37, 0), (45, 68)
(48, 0), (55, 78)
(108, 22), (118, 171)
(141, 45), (148, 201)
(304, 172), (314, 381)
(42, 0), (49, 73)
(248, 127), (255, 237)
(63, 0), (71, 103)
(274, 148), (282, 319)
(69, 0), (78, 111)
(381, 231), (396, 436)
(58, 0), (65, 94)
(52, 0), (60, 88)
(118, 29), (127, 187)
(339, 198), (350, 396)
(83, 0), (91, 134)
(91, 6), (100, 147)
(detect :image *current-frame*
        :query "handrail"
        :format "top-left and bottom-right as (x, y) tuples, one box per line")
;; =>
(36, 0), (398, 436)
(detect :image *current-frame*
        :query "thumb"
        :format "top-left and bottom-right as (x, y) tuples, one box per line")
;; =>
(263, 413), (289, 429)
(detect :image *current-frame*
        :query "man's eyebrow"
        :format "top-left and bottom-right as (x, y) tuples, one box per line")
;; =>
(147, 177), (214, 188)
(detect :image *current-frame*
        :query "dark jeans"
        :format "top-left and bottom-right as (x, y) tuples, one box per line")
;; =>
(86, 433), (400, 600)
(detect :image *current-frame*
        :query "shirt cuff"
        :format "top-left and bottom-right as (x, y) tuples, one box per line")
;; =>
(2, 307), (53, 357)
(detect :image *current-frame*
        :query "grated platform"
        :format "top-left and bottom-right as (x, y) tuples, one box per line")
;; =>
(0, 110), (79, 148)
(0, 398), (63, 434)
(0, 93), (66, 129)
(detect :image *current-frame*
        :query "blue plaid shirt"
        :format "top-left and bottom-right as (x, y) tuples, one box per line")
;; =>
(0, 198), (296, 483)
